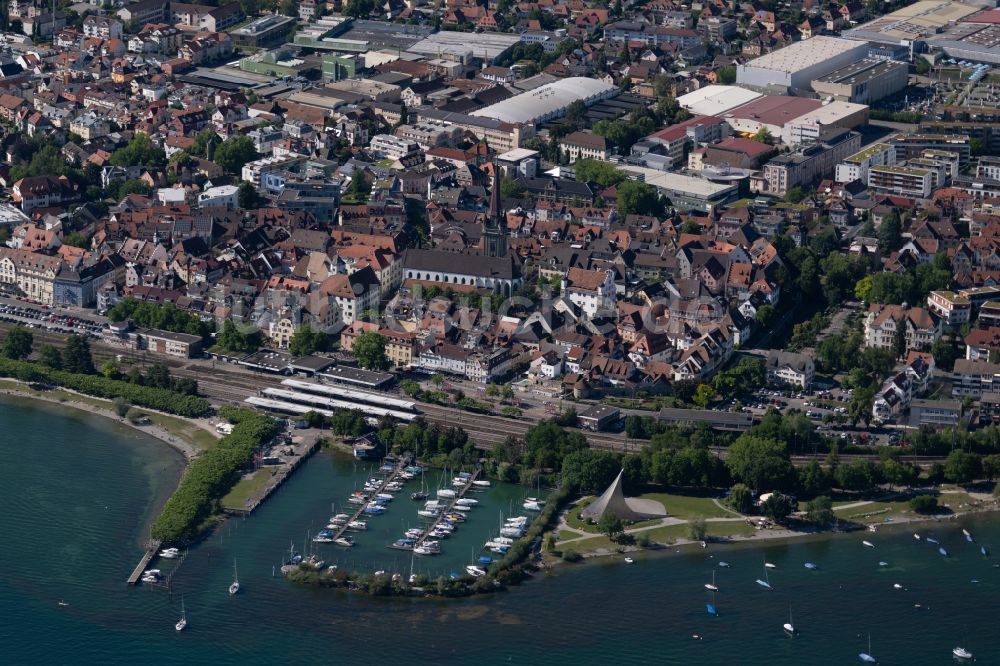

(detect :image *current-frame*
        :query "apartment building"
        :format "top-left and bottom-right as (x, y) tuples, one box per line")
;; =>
(835, 142), (894, 184)
(927, 290), (971, 327)
(868, 164), (932, 198)
(761, 129), (861, 196)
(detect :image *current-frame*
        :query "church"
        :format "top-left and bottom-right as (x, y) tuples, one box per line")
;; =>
(402, 165), (522, 296)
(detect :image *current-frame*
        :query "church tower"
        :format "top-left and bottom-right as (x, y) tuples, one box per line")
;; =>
(484, 162), (507, 258)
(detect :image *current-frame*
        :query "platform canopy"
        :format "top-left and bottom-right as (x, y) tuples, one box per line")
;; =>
(581, 470), (666, 523)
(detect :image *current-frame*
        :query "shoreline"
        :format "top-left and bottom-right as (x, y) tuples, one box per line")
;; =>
(0, 383), (209, 460)
(550, 500), (1000, 566)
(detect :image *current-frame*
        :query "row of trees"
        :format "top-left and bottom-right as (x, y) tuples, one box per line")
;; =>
(107, 299), (213, 340)
(151, 407), (277, 542)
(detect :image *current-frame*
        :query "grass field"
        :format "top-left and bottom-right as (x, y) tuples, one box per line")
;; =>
(221, 469), (273, 510)
(638, 493), (733, 519)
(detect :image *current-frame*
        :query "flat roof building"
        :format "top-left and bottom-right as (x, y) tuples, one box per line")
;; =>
(470, 77), (619, 125)
(407, 30), (520, 63)
(737, 36), (870, 91)
(677, 85), (763, 116)
(617, 164), (739, 213)
(811, 59), (909, 104)
(230, 14), (296, 49)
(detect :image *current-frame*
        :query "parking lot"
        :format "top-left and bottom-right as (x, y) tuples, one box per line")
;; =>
(0, 301), (105, 337)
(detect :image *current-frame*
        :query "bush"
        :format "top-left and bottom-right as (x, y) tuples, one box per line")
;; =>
(561, 549), (581, 562)
(113, 396), (130, 418)
(909, 495), (939, 514)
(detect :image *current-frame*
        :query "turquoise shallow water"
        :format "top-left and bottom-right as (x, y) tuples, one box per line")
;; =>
(2, 397), (999, 665)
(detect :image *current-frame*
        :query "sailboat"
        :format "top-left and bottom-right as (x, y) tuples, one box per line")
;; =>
(229, 559), (240, 595)
(175, 597), (187, 632)
(981, 546), (989, 557)
(705, 570), (718, 591)
(783, 606), (796, 635)
(756, 560), (772, 590)
(706, 588), (718, 616)
(963, 529), (973, 543)
(859, 634), (876, 663)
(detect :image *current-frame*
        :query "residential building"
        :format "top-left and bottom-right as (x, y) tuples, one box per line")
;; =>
(953, 359), (1000, 398)
(836, 143), (894, 184)
(765, 350), (815, 389)
(559, 131), (612, 163)
(563, 267), (616, 318)
(761, 129), (861, 196)
(927, 291), (971, 327)
(863, 303), (940, 353)
(868, 165), (933, 198)
(0, 248), (61, 305)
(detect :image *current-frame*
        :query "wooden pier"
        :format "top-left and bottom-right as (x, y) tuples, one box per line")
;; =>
(412, 469), (481, 551)
(329, 457), (411, 544)
(126, 541), (161, 586)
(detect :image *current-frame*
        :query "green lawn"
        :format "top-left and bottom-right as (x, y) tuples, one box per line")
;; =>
(637, 493), (733, 519)
(221, 469), (273, 510)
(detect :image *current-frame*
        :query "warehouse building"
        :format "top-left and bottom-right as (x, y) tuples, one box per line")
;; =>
(811, 59), (909, 104)
(677, 85), (763, 116)
(470, 77), (618, 125)
(736, 36), (870, 92)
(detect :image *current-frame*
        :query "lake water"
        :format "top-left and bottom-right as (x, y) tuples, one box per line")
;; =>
(2, 396), (999, 665)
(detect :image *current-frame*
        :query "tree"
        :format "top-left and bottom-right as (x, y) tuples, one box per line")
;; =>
(715, 66), (736, 84)
(944, 450), (982, 484)
(797, 461), (832, 495)
(834, 459), (881, 492)
(805, 495), (834, 526)
(38, 344), (62, 369)
(909, 495), (939, 514)
(877, 210), (902, 252)
(597, 512), (625, 542)
(214, 135), (257, 174)
(352, 331), (389, 370)
(109, 397), (132, 419)
(289, 324), (326, 357)
(573, 159), (626, 188)
(930, 337), (962, 372)
(755, 304), (777, 329)
(751, 127), (774, 145)
(343, 0), (375, 18)
(760, 492), (793, 523)
(692, 383), (717, 408)
(100, 359), (120, 379)
(238, 181), (263, 209)
(63, 231), (89, 248)
(62, 335), (95, 374)
(561, 449), (620, 494)
(784, 186), (807, 203)
(882, 458), (918, 490)
(726, 435), (794, 491)
(1, 326), (33, 360)
(983, 454), (1000, 481)
(728, 483), (754, 513)
(109, 133), (165, 169)
(216, 319), (260, 354)
(616, 180), (663, 217)
(688, 515), (707, 541)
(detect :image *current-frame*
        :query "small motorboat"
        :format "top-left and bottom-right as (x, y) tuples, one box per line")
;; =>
(764, 562), (777, 569)
(718, 561), (730, 568)
(939, 547), (949, 558)
(410, 491), (428, 501)
(862, 540), (875, 549)
(58, 600), (69, 607)
(473, 480), (491, 487)
(953, 647), (973, 660)
(893, 583), (903, 590)
(913, 533), (921, 541)
(706, 603), (718, 616)
(926, 537), (940, 545)
(804, 562), (818, 570)
(624, 557), (634, 564)
(878, 561), (889, 567)
(465, 565), (486, 577)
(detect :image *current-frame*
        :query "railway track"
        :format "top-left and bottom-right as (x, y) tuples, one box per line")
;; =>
(0, 321), (951, 465)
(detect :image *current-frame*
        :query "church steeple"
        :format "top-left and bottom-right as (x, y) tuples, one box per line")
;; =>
(484, 161), (507, 258)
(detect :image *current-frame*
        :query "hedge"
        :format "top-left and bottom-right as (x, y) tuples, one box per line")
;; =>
(151, 407), (276, 543)
(0, 357), (211, 417)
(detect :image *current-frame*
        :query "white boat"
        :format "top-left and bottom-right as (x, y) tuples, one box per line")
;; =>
(175, 597), (187, 632)
(229, 559), (240, 595)
(893, 583), (903, 590)
(438, 489), (457, 498)
(414, 546), (438, 556)
(859, 634), (876, 663)
(473, 480), (491, 487)
(913, 533), (921, 540)
(764, 562), (777, 569)
(417, 509), (439, 518)
(375, 493), (394, 501)
(348, 521), (367, 530)
(455, 498), (479, 506)
(523, 501), (543, 512)
(160, 548), (180, 559)
(804, 562), (818, 570)
(863, 540), (875, 549)
(756, 560), (772, 590)
(334, 536), (354, 547)
(465, 565), (486, 577)
(718, 561), (730, 568)
(624, 557), (634, 564)
(783, 606), (796, 635)
(705, 570), (718, 591)
(953, 647), (973, 660)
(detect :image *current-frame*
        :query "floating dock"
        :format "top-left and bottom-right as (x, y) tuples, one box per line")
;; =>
(126, 541), (161, 586)
(411, 469), (481, 552)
